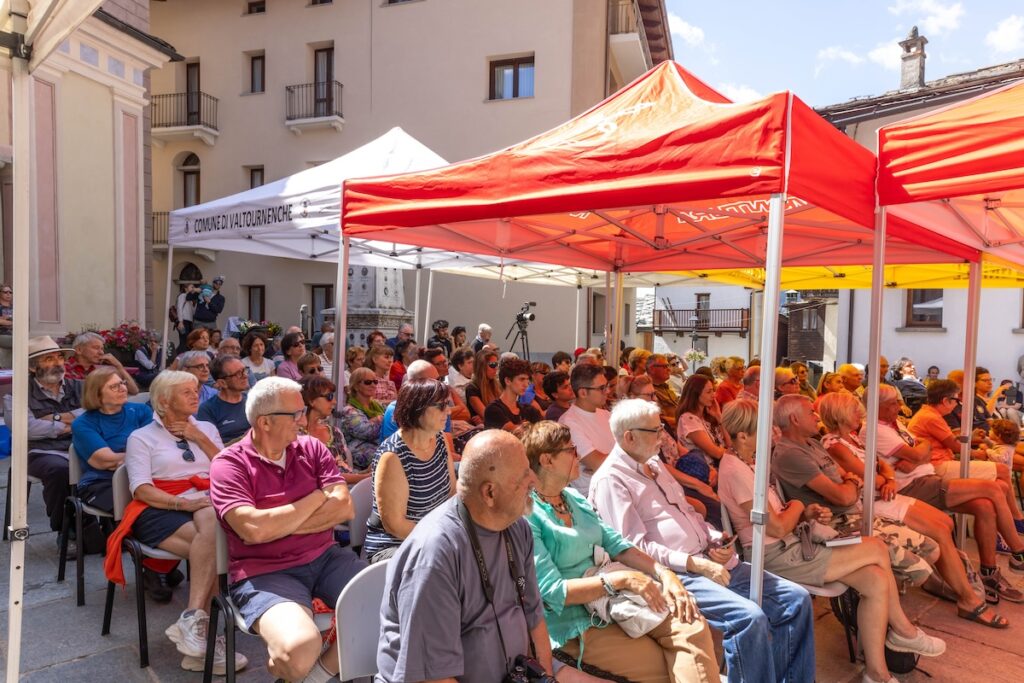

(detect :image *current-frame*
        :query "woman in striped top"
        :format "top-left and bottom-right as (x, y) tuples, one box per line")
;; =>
(363, 378), (456, 562)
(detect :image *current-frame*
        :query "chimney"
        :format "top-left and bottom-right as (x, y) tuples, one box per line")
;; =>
(899, 26), (927, 90)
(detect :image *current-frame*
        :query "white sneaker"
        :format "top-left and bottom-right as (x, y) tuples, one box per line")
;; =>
(885, 626), (946, 657)
(165, 608), (210, 658)
(181, 644), (249, 675)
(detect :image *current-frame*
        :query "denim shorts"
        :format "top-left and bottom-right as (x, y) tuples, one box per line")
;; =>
(229, 544), (367, 631)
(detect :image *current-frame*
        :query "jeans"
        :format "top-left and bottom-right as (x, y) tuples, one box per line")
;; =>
(679, 561), (815, 683)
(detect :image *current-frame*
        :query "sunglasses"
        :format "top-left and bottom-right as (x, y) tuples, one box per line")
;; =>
(360, 379), (377, 386)
(305, 366), (324, 374)
(321, 391), (336, 402)
(488, 362), (499, 368)
(175, 439), (196, 463)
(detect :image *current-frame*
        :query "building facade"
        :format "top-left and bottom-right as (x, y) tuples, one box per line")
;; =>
(149, 0), (669, 355)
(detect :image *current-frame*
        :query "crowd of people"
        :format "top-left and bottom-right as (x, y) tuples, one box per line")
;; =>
(14, 321), (1024, 682)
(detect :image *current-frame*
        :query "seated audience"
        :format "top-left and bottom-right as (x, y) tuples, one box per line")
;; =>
(815, 371), (843, 401)
(208, 330), (223, 350)
(176, 351), (218, 403)
(646, 354), (679, 431)
(522, 361), (552, 411)
(65, 331), (140, 394)
(674, 374), (728, 486)
(774, 367), (800, 399)
(337, 367), (385, 472)
(485, 357), (542, 431)
(716, 398), (950, 681)
(376, 431), (561, 683)
(589, 398), (816, 683)
(466, 349), (501, 423)
(574, 352), (600, 367)
(987, 418), (1023, 471)
(133, 338), (162, 389)
(789, 361), (817, 401)
(211, 377), (364, 682)
(736, 366), (760, 403)
(451, 325), (467, 349)
(366, 330), (387, 349)
(379, 360), (457, 458)
(714, 356), (745, 406)
(818, 392), (1003, 627)
(447, 346), (475, 402)
(299, 375), (367, 485)
(363, 378), (456, 563)
(837, 363), (864, 396)
(241, 332), (276, 382)
(520, 420), (718, 682)
(344, 345), (366, 384)
(297, 352), (323, 378)
(558, 364), (615, 494)
(183, 328), (215, 361)
(106, 371), (245, 674)
(217, 337), (241, 357)
(627, 348), (652, 377)
(427, 319), (453, 358)
(276, 331), (306, 381)
(197, 354), (250, 443)
(315, 332), (334, 377)
(551, 350), (573, 374)
(667, 354), (687, 395)
(892, 357), (928, 414)
(386, 323), (414, 351)
(543, 370), (574, 422)
(471, 322), (492, 353)
(365, 344), (398, 403)
(391, 338), (419, 388)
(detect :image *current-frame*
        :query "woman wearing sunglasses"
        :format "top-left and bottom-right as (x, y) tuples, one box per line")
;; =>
(300, 375), (369, 486)
(465, 349), (500, 424)
(108, 370), (246, 675)
(338, 367), (385, 471)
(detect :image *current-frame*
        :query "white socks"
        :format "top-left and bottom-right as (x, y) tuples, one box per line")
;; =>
(301, 659), (336, 683)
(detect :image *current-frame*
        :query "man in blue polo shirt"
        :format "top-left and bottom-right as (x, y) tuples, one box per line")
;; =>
(197, 355), (250, 443)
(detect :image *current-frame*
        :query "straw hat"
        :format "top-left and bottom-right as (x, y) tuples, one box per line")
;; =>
(28, 336), (74, 360)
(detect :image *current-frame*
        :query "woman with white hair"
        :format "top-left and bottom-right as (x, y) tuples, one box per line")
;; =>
(716, 399), (948, 683)
(175, 350), (218, 403)
(104, 370), (246, 674)
(818, 391), (1001, 626)
(315, 332), (335, 377)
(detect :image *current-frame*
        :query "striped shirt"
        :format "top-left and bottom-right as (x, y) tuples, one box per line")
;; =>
(363, 430), (451, 559)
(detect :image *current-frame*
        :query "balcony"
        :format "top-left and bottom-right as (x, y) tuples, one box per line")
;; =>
(609, 0), (652, 84)
(151, 92), (219, 147)
(652, 308), (750, 335)
(153, 211), (169, 245)
(285, 80), (344, 135)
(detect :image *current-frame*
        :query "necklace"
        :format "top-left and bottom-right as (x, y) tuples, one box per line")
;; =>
(537, 490), (570, 514)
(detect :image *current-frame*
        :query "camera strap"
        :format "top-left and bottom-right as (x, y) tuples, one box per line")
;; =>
(457, 500), (538, 669)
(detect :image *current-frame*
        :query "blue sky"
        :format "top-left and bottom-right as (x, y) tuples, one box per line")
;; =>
(664, 1), (1024, 107)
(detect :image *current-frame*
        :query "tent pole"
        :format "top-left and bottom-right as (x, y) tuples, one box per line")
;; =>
(7, 30), (31, 682)
(612, 271), (624, 368)
(424, 269), (434, 343)
(574, 285), (581, 350)
(160, 245), (174, 369)
(332, 236), (350, 391)
(749, 192), (786, 606)
(957, 260), (982, 546)
(413, 266), (422, 339)
(603, 273), (611, 352)
(861, 209), (887, 534)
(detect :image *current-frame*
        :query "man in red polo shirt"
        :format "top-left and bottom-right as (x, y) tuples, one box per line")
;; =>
(210, 377), (365, 683)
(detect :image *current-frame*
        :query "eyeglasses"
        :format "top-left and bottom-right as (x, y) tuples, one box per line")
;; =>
(175, 439), (196, 463)
(221, 368), (248, 381)
(941, 396), (958, 404)
(648, 363), (668, 369)
(0, 289), (11, 294)
(262, 408), (307, 421)
(360, 379), (377, 386)
(581, 384), (608, 392)
(557, 445), (578, 456)
(631, 425), (665, 434)
(488, 362), (499, 368)
(305, 366), (324, 374)
(105, 380), (129, 391)
(321, 391), (336, 402)
(185, 363), (210, 371)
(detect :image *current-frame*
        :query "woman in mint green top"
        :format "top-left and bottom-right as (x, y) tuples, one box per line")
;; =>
(520, 421), (718, 683)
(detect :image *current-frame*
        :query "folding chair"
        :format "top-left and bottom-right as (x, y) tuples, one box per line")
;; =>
(335, 561), (389, 682)
(58, 446), (114, 605)
(3, 467), (42, 541)
(101, 465), (188, 668)
(721, 498), (858, 663)
(347, 478), (373, 558)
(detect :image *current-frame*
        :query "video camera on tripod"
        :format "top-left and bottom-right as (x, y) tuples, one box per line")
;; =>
(516, 301), (537, 324)
(506, 301), (537, 359)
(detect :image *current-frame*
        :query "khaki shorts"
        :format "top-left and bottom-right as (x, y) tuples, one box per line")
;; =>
(934, 459), (998, 483)
(760, 537), (833, 587)
(898, 475), (948, 509)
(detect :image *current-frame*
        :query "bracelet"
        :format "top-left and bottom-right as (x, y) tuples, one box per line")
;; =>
(172, 496), (180, 511)
(600, 576), (619, 597)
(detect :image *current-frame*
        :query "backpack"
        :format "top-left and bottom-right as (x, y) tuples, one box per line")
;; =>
(168, 303), (179, 324)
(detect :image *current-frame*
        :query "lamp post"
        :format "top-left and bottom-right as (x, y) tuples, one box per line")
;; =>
(689, 315), (700, 366)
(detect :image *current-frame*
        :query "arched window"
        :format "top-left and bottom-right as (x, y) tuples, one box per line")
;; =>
(178, 262), (203, 284)
(179, 153), (200, 207)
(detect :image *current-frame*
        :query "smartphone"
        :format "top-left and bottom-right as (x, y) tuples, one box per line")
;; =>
(708, 533), (735, 549)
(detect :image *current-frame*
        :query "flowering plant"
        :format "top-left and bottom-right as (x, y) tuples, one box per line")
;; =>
(237, 319), (282, 339)
(62, 322), (158, 353)
(683, 348), (706, 365)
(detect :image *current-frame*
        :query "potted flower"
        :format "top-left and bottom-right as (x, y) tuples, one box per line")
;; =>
(683, 348), (706, 367)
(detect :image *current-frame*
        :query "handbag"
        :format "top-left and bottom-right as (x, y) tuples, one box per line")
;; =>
(582, 550), (669, 638)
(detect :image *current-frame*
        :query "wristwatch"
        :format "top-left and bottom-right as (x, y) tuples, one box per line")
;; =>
(52, 413), (61, 422)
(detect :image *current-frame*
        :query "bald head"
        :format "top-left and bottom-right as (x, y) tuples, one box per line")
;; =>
(458, 430), (525, 497)
(405, 359), (438, 381)
(837, 363), (864, 391)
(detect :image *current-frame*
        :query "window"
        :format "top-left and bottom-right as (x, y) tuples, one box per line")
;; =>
(248, 285), (265, 321)
(247, 1), (265, 13)
(180, 153), (200, 207)
(906, 289), (943, 327)
(311, 285), (333, 330)
(314, 47), (334, 116)
(249, 53), (265, 93)
(489, 56), (534, 100)
(249, 166), (264, 188)
(695, 292), (710, 329)
(801, 307), (819, 331)
(592, 291), (606, 335)
(185, 62), (201, 125)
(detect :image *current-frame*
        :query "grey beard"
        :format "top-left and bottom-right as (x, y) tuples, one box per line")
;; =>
(34, 366), (65, 385)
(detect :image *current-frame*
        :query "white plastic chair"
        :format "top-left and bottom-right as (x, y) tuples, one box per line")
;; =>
(347, 478), (374, 556)
(335, 560), (389, 681)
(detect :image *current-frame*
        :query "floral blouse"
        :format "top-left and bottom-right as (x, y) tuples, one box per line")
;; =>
(338, 402), (384, 471)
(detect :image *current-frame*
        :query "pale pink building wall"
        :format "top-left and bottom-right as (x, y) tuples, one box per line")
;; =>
(33, 78), (60, 323)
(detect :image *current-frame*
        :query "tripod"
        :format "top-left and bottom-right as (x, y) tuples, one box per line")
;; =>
(505, 319), (531, 360)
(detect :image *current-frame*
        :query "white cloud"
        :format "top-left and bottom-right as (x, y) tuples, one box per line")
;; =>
(814, 46), (865, 77)
(887, 0), (964, 36)
(717, 83), (763, 103)
(986, 15), (1024, 53)
(868, 40), (903, 71)
(667, 12), (705, 47)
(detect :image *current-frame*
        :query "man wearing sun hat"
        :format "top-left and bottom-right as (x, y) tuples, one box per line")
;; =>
(5, 337), (84, 538)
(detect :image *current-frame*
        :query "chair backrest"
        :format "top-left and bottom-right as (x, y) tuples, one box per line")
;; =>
(111, 465), (132, 522)
(127, 391), (150, 404)
(348, 478), (374, 550)
(335, 560), (389, 679)
(215, 520), (230, 577)
(68, 445), (82, 487)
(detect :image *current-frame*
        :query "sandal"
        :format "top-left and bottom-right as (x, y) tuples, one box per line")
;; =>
(957, 602), (1010, 629)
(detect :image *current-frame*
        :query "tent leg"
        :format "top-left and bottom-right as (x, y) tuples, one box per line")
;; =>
(957, 261), (982, 546)
(332, 237), (350, 390)
(749, 193), (786, 606)
(161, 245), (175, 369)
(603, 273), (611, 352)
(7, 32), (31, 683)
(861, 209), (887, 533)
(574, 285), (581, 351)
(611, 272), (624, 368)
(413, 267), (422, 339)
(424, 269), (435, 342)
